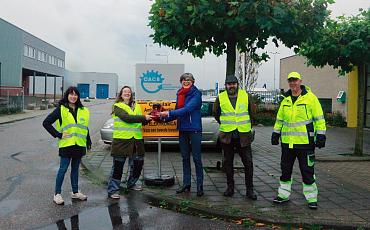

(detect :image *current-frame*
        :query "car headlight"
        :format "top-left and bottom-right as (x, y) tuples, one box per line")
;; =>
(103, 123), (113, 129)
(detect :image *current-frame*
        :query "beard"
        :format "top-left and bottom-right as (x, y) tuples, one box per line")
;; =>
(227, 87), (237, 95)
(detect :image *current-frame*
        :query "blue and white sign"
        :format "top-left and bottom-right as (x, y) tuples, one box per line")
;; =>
(135, 64), (184, 100)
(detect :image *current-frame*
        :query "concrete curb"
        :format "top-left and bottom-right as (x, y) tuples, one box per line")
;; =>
(317, 155), (370, 162)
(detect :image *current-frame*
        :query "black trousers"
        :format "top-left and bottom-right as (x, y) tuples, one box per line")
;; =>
(222, 139), (254, 188)
(280, 147), (315, 185)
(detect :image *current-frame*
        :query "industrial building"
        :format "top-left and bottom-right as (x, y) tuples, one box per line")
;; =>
(0, 18), (65, 100)
(280, 54), (370, 128)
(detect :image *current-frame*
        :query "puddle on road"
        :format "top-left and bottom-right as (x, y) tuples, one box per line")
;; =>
(36, 199), (164, 230)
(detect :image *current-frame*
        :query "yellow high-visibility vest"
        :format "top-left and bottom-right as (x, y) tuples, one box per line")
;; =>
(112, 102), (143, 140)
(57, 105), (90, 148)
(273, 86), (326, 149)
(219, 89), (251, 133)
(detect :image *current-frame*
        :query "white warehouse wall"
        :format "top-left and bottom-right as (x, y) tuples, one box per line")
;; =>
(65, 71), (118, 99)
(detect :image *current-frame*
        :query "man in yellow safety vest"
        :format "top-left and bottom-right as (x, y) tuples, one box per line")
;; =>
(213, 75), (257, 200)
(271, 71), (326, 209)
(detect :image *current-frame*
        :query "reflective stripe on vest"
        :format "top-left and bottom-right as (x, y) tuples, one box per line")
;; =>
(57, 105), (90, 148)
(219, 90), (251, 133)
(113, 102), (143, 139)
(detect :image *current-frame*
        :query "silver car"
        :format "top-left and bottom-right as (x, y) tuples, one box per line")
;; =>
(100, 98), (220, 147)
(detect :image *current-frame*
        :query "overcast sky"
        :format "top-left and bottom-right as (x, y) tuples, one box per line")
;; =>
(0, 0), (368, 90)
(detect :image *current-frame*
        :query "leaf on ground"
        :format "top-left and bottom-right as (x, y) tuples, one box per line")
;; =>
(255, 223), (266, 227)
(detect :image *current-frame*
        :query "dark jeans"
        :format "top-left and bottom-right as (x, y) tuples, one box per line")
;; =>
(179, 131), (204, 190)
(107, 155), (144, 195)
(280, 147), (315, 185)
(222, 139), (254, 189)
(55, 157), (81, 194)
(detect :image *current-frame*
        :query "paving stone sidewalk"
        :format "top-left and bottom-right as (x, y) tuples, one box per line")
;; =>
(83, 126), (370, 229)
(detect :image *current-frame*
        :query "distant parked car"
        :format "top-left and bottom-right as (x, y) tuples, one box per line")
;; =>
(100, 98), (220, 147)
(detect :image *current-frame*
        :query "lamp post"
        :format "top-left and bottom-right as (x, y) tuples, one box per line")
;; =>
(145, 44), (153, 63)
(155, 53), (169, 64)
(270, 51), (280, 90)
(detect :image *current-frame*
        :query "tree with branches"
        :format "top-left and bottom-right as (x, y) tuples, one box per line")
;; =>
(149, 0), (332, 77)
(300, 9), (370, 156)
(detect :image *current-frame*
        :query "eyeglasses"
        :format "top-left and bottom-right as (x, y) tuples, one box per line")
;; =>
(182, 78), (192, 82)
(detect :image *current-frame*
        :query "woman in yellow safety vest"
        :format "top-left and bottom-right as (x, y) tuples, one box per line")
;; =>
(107, 86), (152, 199)
(43, 86), (91, 205)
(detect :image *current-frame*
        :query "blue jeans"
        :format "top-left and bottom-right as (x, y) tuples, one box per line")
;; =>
(55, 157), (81, 194)
(179, 131), (203, 190)
(107, 155), (144, 195)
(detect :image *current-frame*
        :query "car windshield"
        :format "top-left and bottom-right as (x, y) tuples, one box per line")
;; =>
(201, 101), (214, 117)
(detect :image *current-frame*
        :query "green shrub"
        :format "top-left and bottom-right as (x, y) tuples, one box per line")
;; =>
(0, 107), (22, 115)
(325, 111), (346, 127)
(253, 109), (277, 126)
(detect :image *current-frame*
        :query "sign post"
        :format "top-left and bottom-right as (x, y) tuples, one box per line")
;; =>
(139, 101), (178, 187)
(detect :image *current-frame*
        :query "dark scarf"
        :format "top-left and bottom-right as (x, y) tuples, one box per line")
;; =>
(177, 86), (191, 108)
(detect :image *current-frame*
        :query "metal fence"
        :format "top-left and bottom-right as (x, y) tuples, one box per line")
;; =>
(249, 90), (281, 111)
(0, 86), (24, 114)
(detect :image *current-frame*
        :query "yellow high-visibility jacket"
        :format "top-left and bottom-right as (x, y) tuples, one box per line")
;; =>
(112, 102), (143, 140)
(57, 105), (89, 148)
(273, 85), (326, 149)
(219, 89), (251, 133)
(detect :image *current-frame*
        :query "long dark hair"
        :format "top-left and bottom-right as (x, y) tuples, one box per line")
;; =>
(59, 86), (84, 108)
(112, 86), (134, 114)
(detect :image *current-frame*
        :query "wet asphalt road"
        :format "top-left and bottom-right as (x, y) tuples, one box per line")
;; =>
(0, 102), (247, 230)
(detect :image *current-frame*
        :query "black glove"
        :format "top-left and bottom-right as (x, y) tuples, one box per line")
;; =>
(271, 132), (280, 145)
(87, 143), (92, 150)
(315, 134), (326, 148)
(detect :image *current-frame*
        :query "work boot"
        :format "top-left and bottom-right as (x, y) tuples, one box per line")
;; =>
(308, 202), (318, 210)
(223, 186), (234, 197)
(246, 188), (257, 200)
(273, 196), (289, 204)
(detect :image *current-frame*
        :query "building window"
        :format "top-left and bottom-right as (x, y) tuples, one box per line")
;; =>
(28, 46), (35, 58)
(24, 45), (28, 56)
(37, 51), (47, 62)
(318, 98), (332, 114)
(23, 44), (36, 59)
(57, 59), (65, 68)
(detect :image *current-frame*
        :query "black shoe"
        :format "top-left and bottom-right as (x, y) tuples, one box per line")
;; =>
(246, 189), (257, 200)
(176, 185), (190, 194)
(308, 202), (318, 210)
(197, 190), (204, 197)
(223, 187), (234, 197)
(273, 196), (289, 204)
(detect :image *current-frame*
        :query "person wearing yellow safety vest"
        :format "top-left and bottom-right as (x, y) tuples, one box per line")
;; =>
(271, 72), (326, 210)
(213, 75), (257, 200)
(107, 86), (153, 199)
(43, 86), (91, 205)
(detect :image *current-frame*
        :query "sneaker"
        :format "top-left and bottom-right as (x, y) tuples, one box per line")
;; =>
(129, 184), (143, 191)
(308, 202), (318, 210)
(108, 193), (120, 199)
(71, 191), (87, 201)
(273, 196), (289, 204)
(53, 194), (64, 205)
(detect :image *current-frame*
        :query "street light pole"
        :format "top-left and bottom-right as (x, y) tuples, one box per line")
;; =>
(145, 44), (147, 63)
(270, 51), (280, 90)
(145, 44), (153, 63)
